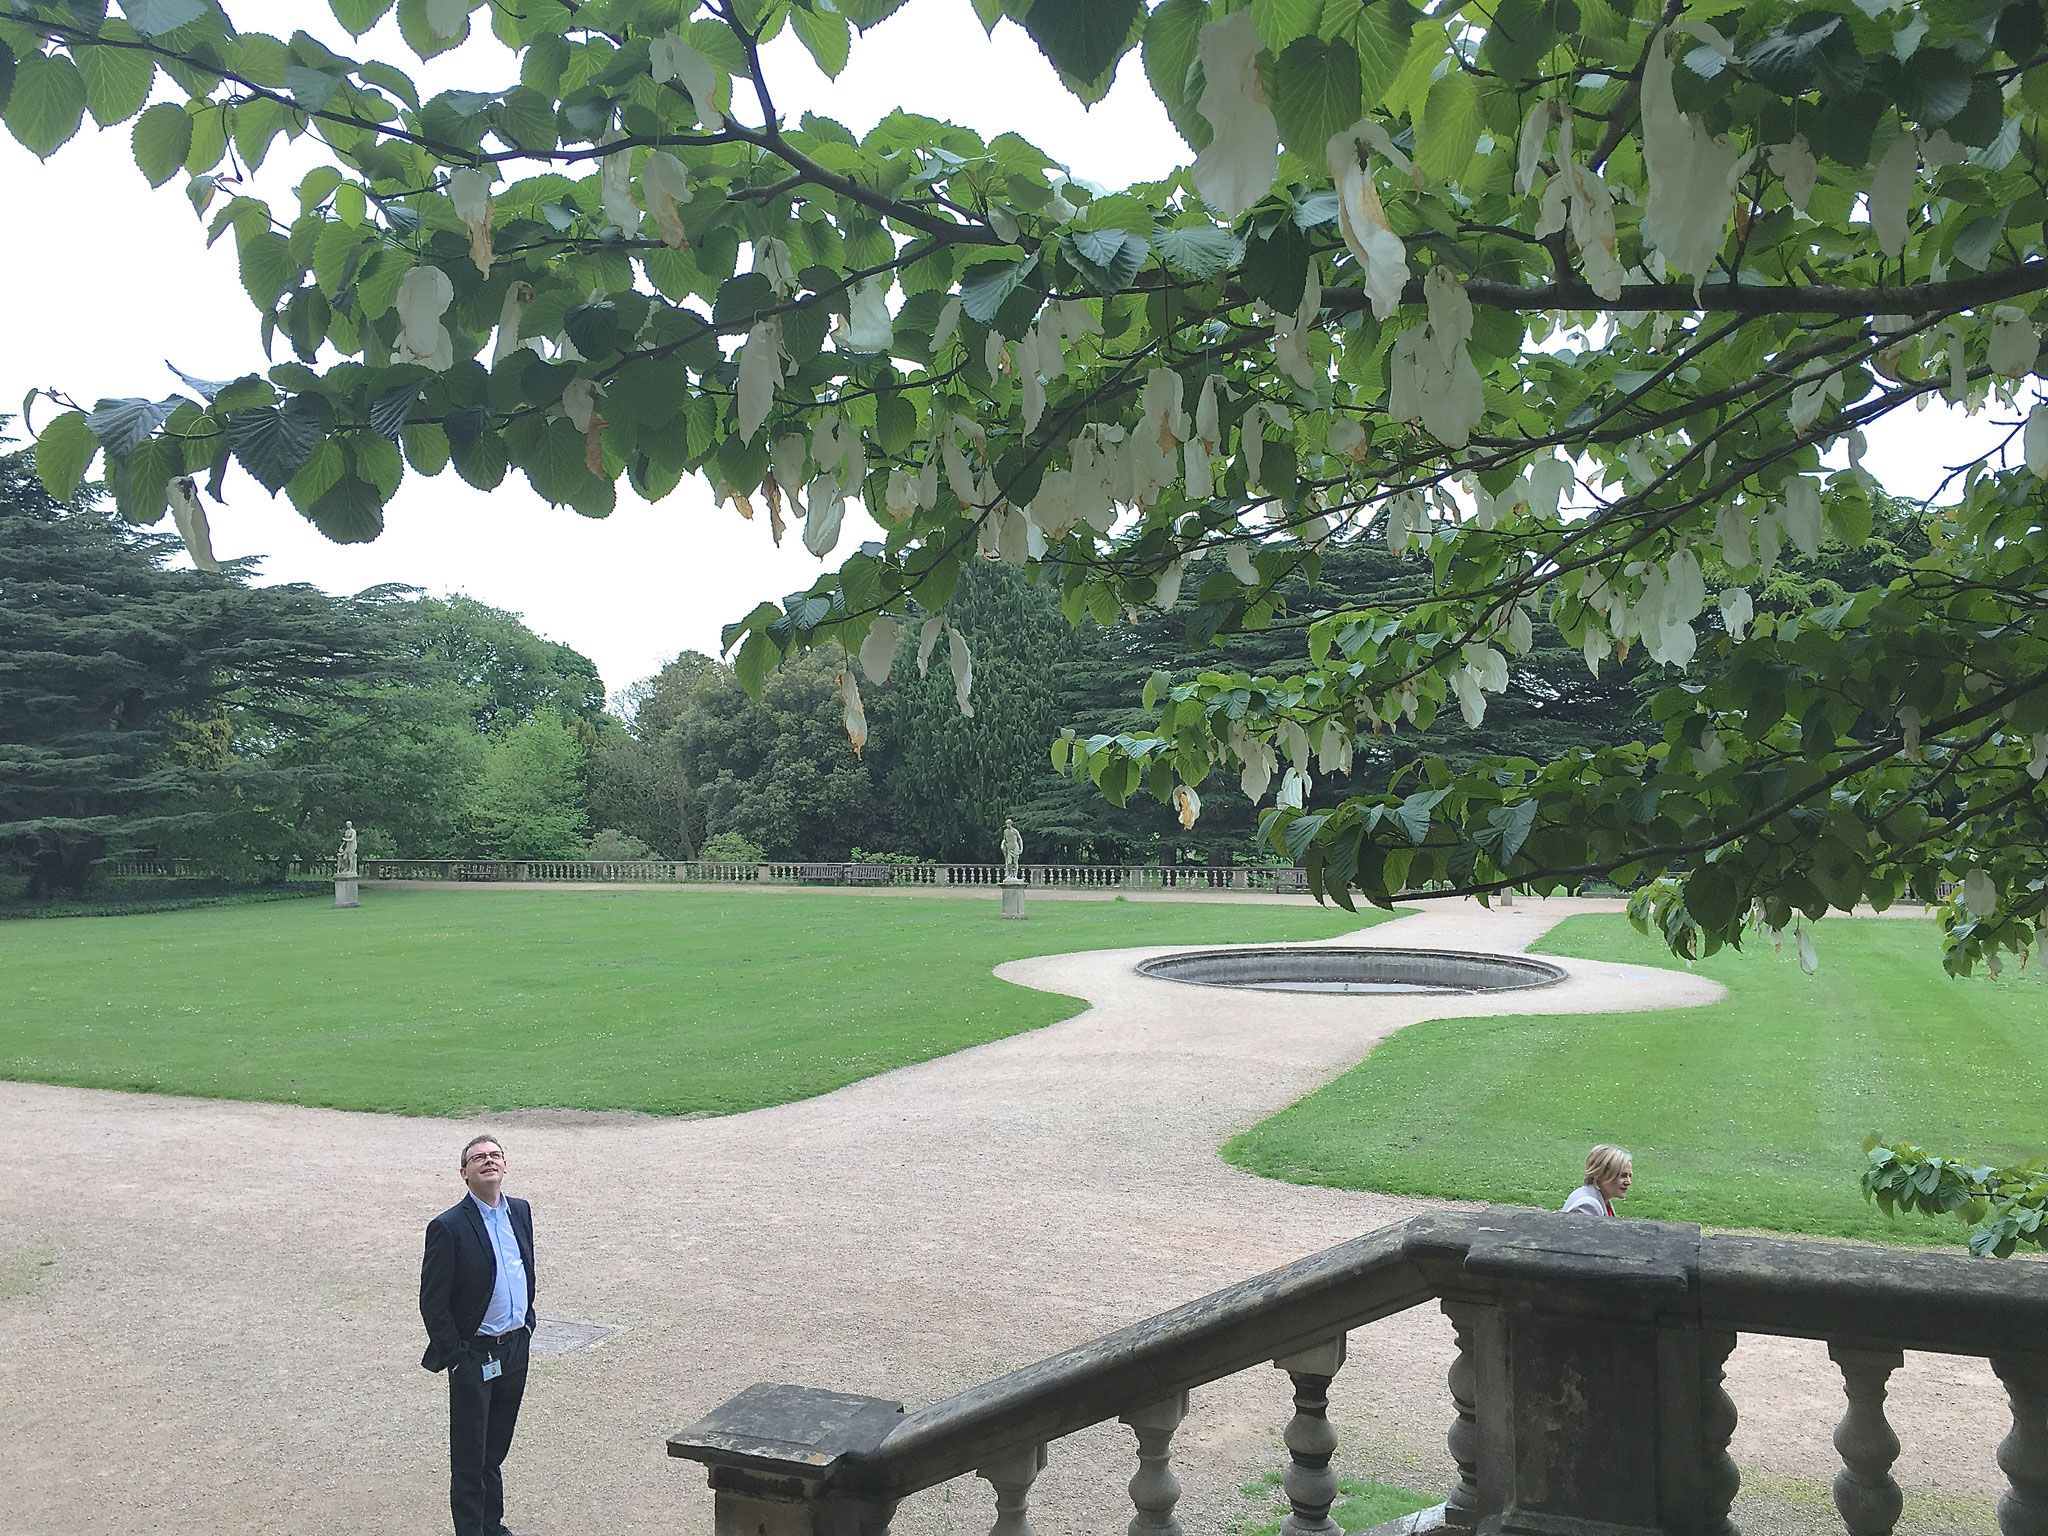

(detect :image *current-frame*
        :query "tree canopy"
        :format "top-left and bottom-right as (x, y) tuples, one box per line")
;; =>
(11, 0), (2048, 976)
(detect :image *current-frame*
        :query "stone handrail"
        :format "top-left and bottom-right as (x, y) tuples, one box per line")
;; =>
(667, 1209), (2048, 1536)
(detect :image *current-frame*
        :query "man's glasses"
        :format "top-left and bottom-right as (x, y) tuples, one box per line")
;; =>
(464, 1150), (505, 1166)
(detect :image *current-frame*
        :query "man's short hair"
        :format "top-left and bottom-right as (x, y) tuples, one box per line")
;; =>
(1586, 1143), (1632, 1185)
(461, 1133), (503, 1166)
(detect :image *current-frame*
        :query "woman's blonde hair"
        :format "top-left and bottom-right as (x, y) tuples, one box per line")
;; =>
(1586, 1144), (1632, 1185)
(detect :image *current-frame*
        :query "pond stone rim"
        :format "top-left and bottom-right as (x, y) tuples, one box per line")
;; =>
(1134, 945), (1570, 995)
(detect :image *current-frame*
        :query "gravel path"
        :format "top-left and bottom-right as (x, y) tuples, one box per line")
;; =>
(0, 897), (2007, 1536)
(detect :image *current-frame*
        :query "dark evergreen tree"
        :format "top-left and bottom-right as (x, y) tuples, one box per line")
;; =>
(0, 445), (389, 894)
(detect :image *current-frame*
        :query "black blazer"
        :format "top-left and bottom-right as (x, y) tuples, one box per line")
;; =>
(419, 1194), (537, 1372)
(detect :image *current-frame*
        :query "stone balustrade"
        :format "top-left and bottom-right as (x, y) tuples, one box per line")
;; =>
(357, 858), (1315, 891)
(667, 1210), (2048, 1536)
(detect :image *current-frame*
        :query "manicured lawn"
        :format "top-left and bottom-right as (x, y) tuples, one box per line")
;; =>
(1223, 915), (2046, 1245)
(0, 887), (1383, 1117)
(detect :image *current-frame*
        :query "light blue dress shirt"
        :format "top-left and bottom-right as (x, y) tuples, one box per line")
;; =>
(471, 1193), (529, 1338)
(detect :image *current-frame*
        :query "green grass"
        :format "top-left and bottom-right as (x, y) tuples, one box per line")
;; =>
(1233, 1469), (1439, 1536)
(1224, 915), (2046, 1245)
(0, 886), (1385, 1117)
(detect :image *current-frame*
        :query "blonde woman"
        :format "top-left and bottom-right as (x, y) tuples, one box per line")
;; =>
(1561, 1144), (1633, 1216)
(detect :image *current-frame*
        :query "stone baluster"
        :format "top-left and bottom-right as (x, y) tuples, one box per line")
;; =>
(1830, 1344), (1905, 1536)
(1440, 1305), (1480, 1531)
(1701, 1330), (1741, 1536)
(976, 1443), (1047, 1536)
(1993, 1353), (2048, 1536)
(1122, 1393), (1191, 1536)
(1274, 1336), (1348, 1536)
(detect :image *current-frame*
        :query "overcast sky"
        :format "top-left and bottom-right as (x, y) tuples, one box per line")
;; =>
(1, 1), (2001, 695)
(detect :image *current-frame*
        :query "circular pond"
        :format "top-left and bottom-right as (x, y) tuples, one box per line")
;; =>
(1135, 946), (1567, 996)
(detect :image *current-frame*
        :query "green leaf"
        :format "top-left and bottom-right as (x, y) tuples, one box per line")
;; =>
(564, 300), (621, 358)
(34, 411), (100, 503)
(1152, 224), (1240, 279)
(1265, 35), (1361, 162)
(396, 0), (469, 59)
(357, 59), (420, 110)
(330, 0), (398, 36)
(491, 85), (556, 152)
(111, 435), (184, 526)
(713, 272), (777, 326)
(238, 230), (297, 309)
(1063, 227), (1149, 295)
(77, 22), (154, 128)
(1477, 0), (1555, 79)
(1348, 0), (1417, 108)
(790, 5), (852, 78)
(226, 399), (325, 492)
(1252, 0), (1322, 50)
(85, 396), (179, 458)
(1684, 864), (1740, 931)
(1020, 0), (1144, 103)
(4, 52), (86, 160)
(1143, 0), (1211, 149)
(1742, 17), (1842, 94)
(520, 416), (598, 505)
(452, 426), (508, 489)
(838, 0), (912, 24)
(285, 64), (344, 111)
(1487, 799), (1537, 867)
(1417, 68), (1481, 182)
(132, 102), (192, 186)
(306, 471), (387, 542)
(959, 256), (1029, 323)
(1241, 219), (1312, 311)
(123, 0), (207, 37)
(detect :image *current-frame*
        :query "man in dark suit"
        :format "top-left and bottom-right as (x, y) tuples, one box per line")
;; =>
(420, 1133), (537, 1536)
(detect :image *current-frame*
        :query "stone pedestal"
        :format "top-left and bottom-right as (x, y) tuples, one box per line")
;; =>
(1001, 878), (1027, 919)
(334, 876), (359, 909)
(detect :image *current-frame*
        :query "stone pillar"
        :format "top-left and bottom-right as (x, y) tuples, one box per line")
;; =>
(977, 1443), (1046, 1536)
(1993, 1352), (2048, 1536)
(1441, 1303), (1482, 1531)
(1274, 1336), (1347, 1536)
(1001, 879), (1026, 919)
(1122, 1394), (1190, 1536)
(334, 875), (358, 908)
(1830, 1345), (1904, 1536)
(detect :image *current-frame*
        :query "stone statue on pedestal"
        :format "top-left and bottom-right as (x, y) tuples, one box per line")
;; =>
(1000, 819), (1023, 882)
(334, 821), (360, 908)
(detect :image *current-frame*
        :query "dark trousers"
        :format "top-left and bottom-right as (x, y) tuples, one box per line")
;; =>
(448, 1327), (529, 1536)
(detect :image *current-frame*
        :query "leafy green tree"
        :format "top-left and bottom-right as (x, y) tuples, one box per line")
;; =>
(0, 442), (390, 893)
(460, 710), (589, 857)
(168, 678), (486, 871)
(394, 593), (607, 733)
(586, 718), (701, 857)
(14, 2), (2048, 956)
(675, 647), (900, 857)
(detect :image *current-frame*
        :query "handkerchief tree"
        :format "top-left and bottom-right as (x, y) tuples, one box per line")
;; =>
(11, 0), (2048, 994)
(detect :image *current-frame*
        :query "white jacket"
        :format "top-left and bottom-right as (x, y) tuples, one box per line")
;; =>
(1560, 1183), (1611, 1216)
